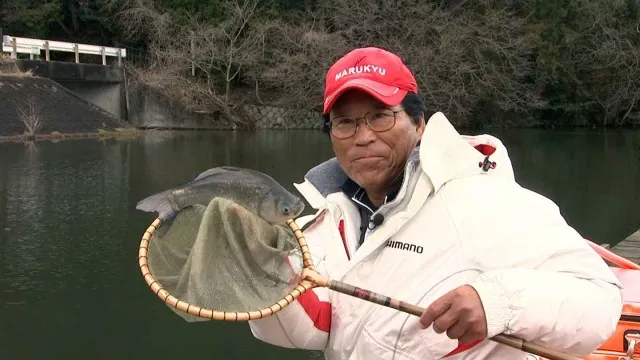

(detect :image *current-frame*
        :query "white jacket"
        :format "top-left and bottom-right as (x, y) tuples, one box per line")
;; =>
(248, 112), (623, 360)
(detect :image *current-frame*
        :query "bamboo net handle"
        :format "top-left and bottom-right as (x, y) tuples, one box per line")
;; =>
(138, 217), (582, 360)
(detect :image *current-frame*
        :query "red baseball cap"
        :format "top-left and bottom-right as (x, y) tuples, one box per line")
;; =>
(323, 47), (418, 114)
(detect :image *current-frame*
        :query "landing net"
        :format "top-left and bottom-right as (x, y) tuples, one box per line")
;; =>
(141, 197), (304, 322)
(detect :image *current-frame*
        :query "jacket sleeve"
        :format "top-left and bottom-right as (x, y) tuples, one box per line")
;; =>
(451, 177), (623, 357)
(247, 214), (331, 350)
(248, 288), (331, 350)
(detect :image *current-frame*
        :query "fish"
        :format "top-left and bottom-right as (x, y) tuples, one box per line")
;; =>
(136, 166), (305, 236)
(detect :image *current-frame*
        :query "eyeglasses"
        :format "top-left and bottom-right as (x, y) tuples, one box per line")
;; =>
(328, 109), (405, 139)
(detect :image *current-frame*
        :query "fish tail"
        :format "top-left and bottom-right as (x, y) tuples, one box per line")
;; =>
(154, 214), (176, 237)
(156, 204), (203, 237)
(136, 189), (177, 222)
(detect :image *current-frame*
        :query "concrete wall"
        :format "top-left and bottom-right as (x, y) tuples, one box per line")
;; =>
(126, 83), (235, 129)
(126, 82), (325, 130)
(0, 77), (130, 137)
(57, 81), (126, 121)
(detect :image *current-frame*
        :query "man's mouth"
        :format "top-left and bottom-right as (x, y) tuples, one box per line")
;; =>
(354, 155), (384, 162)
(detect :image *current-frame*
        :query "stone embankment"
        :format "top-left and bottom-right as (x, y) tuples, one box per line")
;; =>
(242, 104), (324, 130)
(0, 76), (135, 141)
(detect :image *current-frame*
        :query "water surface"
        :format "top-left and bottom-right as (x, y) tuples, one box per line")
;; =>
(1, 128), (638, 359)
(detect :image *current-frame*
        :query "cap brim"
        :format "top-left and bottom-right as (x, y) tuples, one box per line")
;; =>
(323, 78), (408, 114)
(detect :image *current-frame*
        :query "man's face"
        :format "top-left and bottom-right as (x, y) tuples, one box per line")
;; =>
(328, 90), (425, 193)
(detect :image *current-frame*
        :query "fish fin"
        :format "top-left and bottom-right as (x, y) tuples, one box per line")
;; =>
(193, 167), (230, 181)
(193, 166), (251, 180)
(154, 213), (177, 237)
(218, 166), (245, 171)
(136, 189), (176, 222)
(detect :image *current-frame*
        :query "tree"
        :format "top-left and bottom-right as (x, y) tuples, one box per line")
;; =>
(114, 0), (269, 127)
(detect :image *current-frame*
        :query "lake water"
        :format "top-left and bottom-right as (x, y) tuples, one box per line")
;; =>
(1, 128), (639, 359)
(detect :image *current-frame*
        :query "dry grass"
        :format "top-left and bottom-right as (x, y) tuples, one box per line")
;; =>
(15, 96), (44, 140)
(0, 69), (35, 77)
(0, 53), (34, 77)
(0, 127), (145, 143)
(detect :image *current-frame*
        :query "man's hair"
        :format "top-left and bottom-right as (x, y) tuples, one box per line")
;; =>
(322, 93), (427, 134)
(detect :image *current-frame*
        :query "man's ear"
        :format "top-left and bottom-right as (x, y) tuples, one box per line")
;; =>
(415, 115), (426, 137)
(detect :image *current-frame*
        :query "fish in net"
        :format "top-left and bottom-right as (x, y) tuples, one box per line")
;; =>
(135, 166), (307, 321)
(145, 197), (304, 321)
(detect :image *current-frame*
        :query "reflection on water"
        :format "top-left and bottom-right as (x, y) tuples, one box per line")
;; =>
(485, 128), (640, 243)
(0, 128), (638, 359)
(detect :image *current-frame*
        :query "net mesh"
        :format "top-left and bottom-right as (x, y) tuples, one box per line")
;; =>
(146, 197), (304, 322)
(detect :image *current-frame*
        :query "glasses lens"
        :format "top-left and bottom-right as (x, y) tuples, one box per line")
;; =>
(366, 110), (396, 132)
(330, 118), (356, 138)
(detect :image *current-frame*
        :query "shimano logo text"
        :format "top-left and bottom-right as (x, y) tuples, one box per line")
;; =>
(386, 240), (423, 254)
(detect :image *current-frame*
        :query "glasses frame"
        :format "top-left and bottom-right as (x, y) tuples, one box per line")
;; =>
(328, 109), (406, 139)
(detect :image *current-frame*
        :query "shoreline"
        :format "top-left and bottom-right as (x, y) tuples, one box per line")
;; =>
(0, 129), (143, 143)
(1, 121), (638, 144)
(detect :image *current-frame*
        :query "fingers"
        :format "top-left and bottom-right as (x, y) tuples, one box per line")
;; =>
(445, 320), (466, 340)
(458, 314), (488, 343)
(431, 303), (469, 340)
(420, 289), (456, 329)
(433, 306), (482, 342)
(433, 308), (457, 335)
(419, 298), (451, 329)
(420, 285), (489, 343)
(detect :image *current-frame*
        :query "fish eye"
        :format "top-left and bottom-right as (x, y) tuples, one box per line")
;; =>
(283, 206), (290, 214)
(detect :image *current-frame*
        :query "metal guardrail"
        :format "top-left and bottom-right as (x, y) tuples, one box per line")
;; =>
(1, 35), (127, 66)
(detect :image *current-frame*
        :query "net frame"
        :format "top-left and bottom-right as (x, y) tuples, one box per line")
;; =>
(138, 217), (581, 360)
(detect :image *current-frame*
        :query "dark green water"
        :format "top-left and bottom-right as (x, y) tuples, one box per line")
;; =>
(1, 128), (639, 360)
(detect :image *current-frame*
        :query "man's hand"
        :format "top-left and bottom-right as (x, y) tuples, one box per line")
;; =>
(419, 285), (488, 344)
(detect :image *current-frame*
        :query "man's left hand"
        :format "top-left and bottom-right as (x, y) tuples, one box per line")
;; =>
(419, 285), (488, 344)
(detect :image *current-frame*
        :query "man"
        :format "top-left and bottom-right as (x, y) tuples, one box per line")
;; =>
(248, 47), (623, 359)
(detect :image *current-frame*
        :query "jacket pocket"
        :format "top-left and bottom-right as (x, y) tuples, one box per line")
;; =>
(416, 325), (461, 359)
(349, 327), (433, 360)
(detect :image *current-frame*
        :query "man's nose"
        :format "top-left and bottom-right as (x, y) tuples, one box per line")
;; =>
(353, 120), (376, 145)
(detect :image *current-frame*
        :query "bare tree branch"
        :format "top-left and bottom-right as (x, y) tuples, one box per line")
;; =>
(111, 0), (638, 127)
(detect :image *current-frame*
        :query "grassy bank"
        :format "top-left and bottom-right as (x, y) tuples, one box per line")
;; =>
(0, 127), (143, 143)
